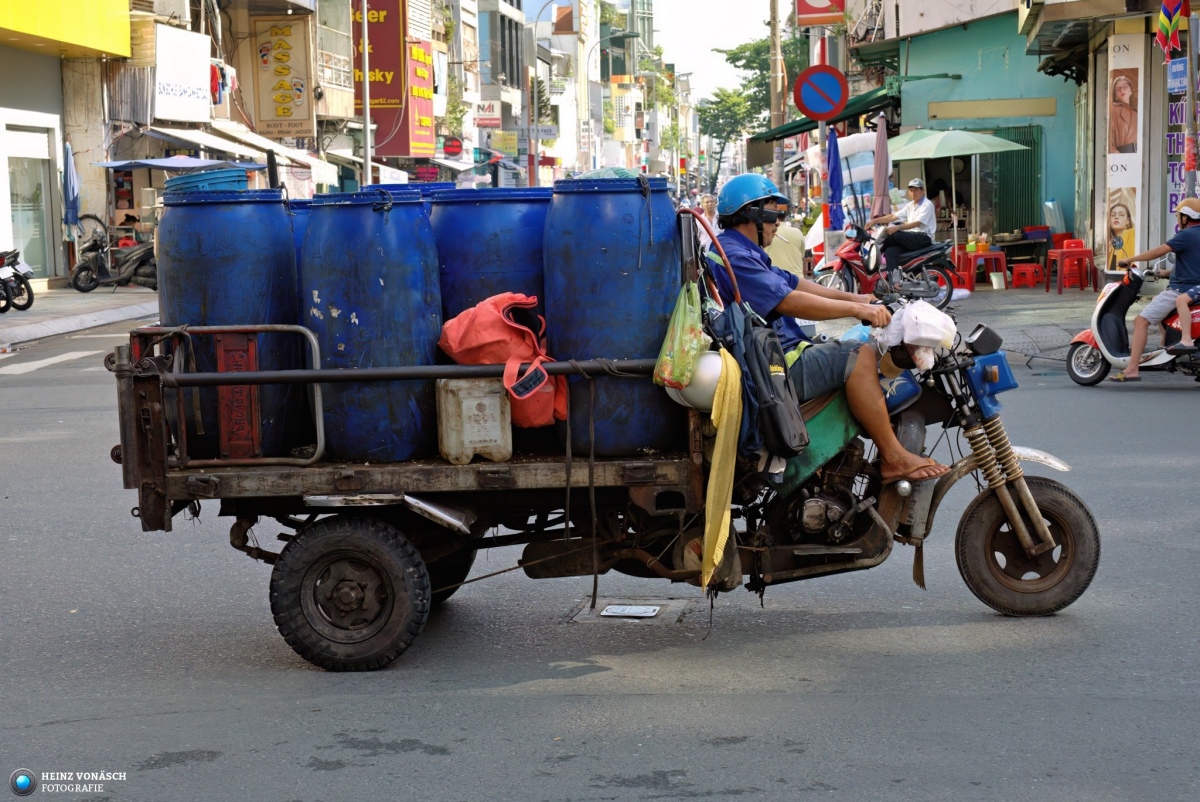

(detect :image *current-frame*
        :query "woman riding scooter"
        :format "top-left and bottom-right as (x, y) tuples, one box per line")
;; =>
(1109, 198), (1200, 381)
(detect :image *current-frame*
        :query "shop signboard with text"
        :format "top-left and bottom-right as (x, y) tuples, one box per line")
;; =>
(252, 17), (317, 139)
(477, 101), (501, 127)
(794, 0), (844, 27)
(352, 2), (434, 157)
(154, 24), (210, 123)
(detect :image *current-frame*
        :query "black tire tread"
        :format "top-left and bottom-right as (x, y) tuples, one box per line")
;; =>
(1066, 342), (1111, 386)
(269, 516), (430, 671)
(10, 273), (33, 310)
(955, 476), (1100, 616)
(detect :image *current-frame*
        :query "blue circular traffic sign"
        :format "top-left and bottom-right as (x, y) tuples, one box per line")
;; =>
(794, 65), (849, 122)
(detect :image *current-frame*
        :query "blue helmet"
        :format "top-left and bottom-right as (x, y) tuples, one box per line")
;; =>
(717, 173), (791, 216)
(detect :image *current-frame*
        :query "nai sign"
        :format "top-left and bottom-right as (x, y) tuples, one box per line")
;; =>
(795, 0), (844, 26)
(477, 101), (501, 128)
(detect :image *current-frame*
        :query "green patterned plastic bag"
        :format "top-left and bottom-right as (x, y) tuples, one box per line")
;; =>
(654, 281), (711, 390)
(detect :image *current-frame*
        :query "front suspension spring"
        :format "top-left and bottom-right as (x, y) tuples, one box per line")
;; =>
(982, 416), (1022, 481)
(963, 424), (1004, 488)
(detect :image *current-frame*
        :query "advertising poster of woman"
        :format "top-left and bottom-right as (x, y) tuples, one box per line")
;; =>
(1108, 70), (1139, 155)
(1107, 188), (1137, 270)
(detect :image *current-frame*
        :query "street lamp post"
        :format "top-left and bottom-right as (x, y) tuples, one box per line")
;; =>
(585, 31), (639, 170)
(528, 0), (557, 187)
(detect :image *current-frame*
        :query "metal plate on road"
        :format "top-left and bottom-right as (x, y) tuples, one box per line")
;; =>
(794, 64), (849, 122)
(600, 605), (661, 618)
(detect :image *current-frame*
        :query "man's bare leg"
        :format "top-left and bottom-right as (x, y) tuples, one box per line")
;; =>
(1125, 315), (1150, 378)
(844, 348), (949, 482)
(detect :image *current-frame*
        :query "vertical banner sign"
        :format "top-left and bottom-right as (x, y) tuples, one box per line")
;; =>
(353, 1), (404, 156)
(154, 24), (210, 123)
(1166, 57), (1189, 235)
(1104, 34), (1145, 270)
(253, 17), (317, 139)
(795, 0), (845, 27)
(404, 40), (436, 157)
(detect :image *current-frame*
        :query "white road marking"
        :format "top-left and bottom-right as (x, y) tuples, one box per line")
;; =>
(0, 350), (104, 375)
(68, 333), (129, 339)
(81, 366), (108, 372)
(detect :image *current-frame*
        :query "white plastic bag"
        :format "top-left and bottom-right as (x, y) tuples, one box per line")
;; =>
(872, 300), (957, 350)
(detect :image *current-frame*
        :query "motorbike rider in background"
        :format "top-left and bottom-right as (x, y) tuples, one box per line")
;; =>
(1111, 198), (1200, 381)
(710, 173), (948, 483)
(865, 178), (937, 274)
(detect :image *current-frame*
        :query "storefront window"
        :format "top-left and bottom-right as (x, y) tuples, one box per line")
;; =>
(8, 155), (50, 279)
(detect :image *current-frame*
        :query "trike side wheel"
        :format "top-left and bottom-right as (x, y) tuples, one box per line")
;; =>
(269, 515), (430, 671)
(955, 476), (1100, 616)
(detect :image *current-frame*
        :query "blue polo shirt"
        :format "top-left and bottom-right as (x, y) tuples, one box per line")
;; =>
(711, 228), (810, 351)
(1166, 224), (1200, 289)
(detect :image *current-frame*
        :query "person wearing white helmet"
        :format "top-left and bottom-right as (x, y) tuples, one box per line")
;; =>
(711, 173), (948, 483)
(1113, 197), (1200, 379)
(866, 178), (937, 273)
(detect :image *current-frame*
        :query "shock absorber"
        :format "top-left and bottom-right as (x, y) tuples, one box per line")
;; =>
(962, 423), (1040, 556)
(982, 416), (1057, 554)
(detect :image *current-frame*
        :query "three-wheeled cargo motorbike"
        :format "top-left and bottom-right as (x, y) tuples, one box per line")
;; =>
(107, 210), (1099, 671)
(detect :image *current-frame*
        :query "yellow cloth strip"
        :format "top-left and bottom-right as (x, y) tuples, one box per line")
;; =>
(702, 348), (743, 590)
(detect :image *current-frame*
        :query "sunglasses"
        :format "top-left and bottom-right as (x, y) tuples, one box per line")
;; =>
(750, 206), (789, 224)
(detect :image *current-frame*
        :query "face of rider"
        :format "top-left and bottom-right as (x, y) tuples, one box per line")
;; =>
(907, 186), (925, 204)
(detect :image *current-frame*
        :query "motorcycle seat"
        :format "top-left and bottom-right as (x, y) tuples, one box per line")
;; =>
(897, 243), (950, 262)
(799, 391), (840, 422)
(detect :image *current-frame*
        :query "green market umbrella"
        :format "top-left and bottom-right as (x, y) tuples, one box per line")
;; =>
(889, 130), (1028, 249)
(886, 128), (940, 155)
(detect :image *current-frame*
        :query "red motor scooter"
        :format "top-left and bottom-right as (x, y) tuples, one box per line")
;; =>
(1066, 257), (1200, 385)
(815, 224), (956, 310)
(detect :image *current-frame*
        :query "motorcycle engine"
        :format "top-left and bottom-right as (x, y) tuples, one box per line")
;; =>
(787, 439), (866, 544)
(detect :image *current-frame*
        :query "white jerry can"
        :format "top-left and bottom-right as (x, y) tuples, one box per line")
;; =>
(436, 378), (513, 465)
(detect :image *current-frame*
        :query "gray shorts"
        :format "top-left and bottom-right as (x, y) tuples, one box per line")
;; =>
(787, 340), (864, 402)
(1140, 289), (1183, 325)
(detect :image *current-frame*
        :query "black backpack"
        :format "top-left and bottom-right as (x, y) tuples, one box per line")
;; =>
(744, 323), (809, 458)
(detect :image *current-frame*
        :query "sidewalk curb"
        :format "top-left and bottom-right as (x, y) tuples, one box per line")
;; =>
(0, 301), (159, 351)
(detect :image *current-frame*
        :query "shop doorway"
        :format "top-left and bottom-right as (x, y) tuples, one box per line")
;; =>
(6, 126), (54, 279)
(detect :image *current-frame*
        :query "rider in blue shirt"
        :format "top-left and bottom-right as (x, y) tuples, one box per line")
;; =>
(708, 174), (947, 483)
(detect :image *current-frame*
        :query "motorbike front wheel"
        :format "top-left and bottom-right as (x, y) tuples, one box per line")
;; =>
(1066, 342), (1111, 386)
(9, 273), (33, 310)
(71, 263), (100, 293)
(955, 476), (1100, 616)
(815, 269), (853, 293)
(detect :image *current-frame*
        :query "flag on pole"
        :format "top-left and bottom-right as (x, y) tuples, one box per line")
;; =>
(1157, 0), (1190, 62)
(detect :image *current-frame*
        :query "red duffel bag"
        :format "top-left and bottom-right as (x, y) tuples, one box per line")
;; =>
(438, 292), (567, 428)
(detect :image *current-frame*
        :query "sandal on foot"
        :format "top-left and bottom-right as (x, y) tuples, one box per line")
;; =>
(1166, 343), (1198, 355)
(1107, 372), (1142, 382)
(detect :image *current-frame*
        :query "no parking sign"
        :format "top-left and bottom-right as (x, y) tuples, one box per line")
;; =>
(793, 65), (849, 122)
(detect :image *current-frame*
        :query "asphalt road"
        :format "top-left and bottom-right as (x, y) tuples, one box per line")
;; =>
(1, 319), (1198, 801)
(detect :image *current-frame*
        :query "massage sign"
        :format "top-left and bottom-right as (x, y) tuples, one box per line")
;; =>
(253, 17), (317, 139)
(352, 0), (435, 157)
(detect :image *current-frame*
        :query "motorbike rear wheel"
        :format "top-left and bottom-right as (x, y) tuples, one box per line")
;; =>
(955, 476), (1100, 616)
(1066, 342), (1110, 386)
(921, 264), (955, 310)
(0, 281), (11, 313)
(71, 262), (100, 293)
(9, 273), (33, 310)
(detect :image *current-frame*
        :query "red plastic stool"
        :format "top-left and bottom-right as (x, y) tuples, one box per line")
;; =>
(1045, 239), (1097, 293)
(973, 251), (1009, 288)
(1011, 263), (1041, 288)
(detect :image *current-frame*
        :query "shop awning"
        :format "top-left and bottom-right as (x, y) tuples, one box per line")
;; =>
(431, 157), (482, 172)
(748, 87), (896, 143)
(145, 126), (263, 161)
(209, 120), (339, 185)
(326, 149), (410, 184)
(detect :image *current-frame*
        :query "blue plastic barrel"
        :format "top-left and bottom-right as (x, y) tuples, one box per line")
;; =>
(430, 187), (553, 320)
(300, 188), (442, 462)
(370, 181), (455, 214)
(163, 168), (249, 193)
(288, 199), (313, 278)
(543, 177), (684, 456)
(157, 189), (309, 459)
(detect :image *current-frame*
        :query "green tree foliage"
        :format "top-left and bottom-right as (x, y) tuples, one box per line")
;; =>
(697, 88), (754, 191)
(599, 0), (623, 27)
(637, 53), (677, 112)
(532, 77), (553, 124)
(714, 25), (809, 123)
(445, 73), (466, 137)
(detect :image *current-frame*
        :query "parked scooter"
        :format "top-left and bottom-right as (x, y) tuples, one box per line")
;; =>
(0, 249), (34, 312)
(70, 229), (157, 293)
(1066, 255), (1200, 385)
(816, 224), (956, 310)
